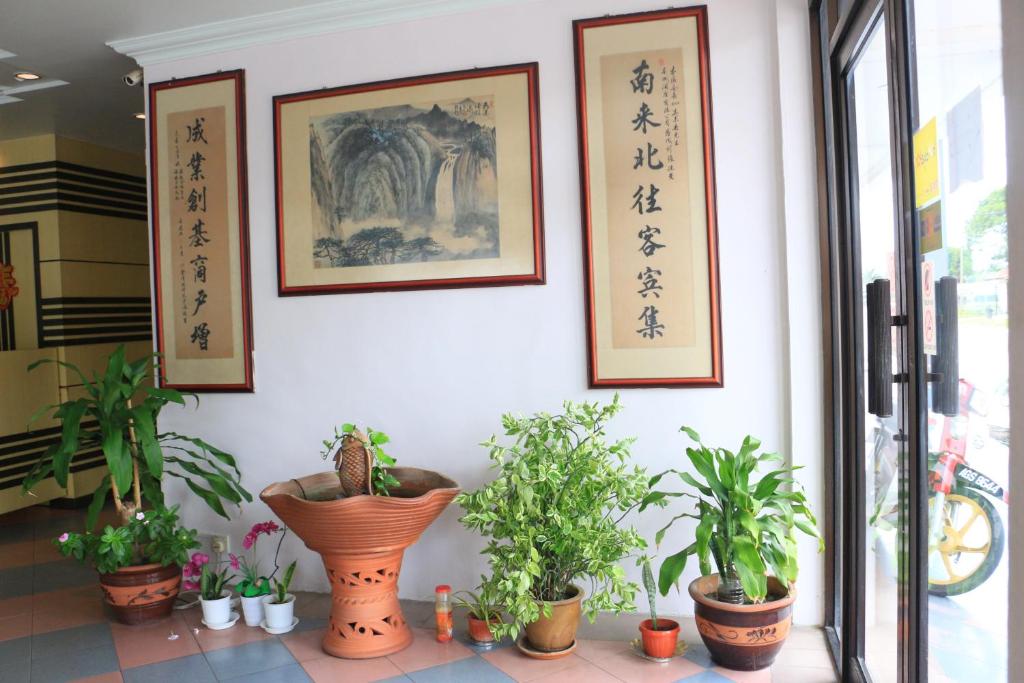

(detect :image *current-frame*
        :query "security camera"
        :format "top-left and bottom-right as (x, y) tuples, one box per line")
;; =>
(123, 69), (143, 86)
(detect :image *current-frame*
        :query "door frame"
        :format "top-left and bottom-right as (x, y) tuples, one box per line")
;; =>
(810, 0), (928, 681)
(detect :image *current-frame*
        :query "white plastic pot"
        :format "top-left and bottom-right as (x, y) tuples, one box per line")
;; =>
(200, 591), (232, 626)
(240, 594), (265, 627)
(262, 593), (295, 629)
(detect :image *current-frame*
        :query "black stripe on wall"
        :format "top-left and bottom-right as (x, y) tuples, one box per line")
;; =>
(39, 297), (152, 348)
(0, 160), (145, 186)
(0, 202), (146, 221)
(0, 170), (147, 196)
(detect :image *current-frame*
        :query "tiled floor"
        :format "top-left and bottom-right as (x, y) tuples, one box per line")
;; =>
(0, 504), (838, 682)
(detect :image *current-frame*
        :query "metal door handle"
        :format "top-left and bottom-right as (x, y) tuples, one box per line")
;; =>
(930, 276), (959, 416)
(866, 278), (893, 417)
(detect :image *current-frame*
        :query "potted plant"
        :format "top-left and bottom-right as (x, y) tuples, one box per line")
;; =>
(453, 585), (502, 646)
(55, 505), (198, 624)
(21, 346), (251, 625)
(653, 427), (822, 671)
(261, 421), (458, 658)
(262, 560), (298, 633)
(457, 395), (650, 658)
(189, 552), (236, 628)
(233, 521), (288, 627)
(638, 558), (679, 659)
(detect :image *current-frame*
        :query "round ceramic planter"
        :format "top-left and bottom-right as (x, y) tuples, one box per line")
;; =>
(200, 591), (233, 626)
(262, 593), (296, 629)
(689, 575), (796, 671)
(99, 562), (180, 625)
(261, 468), (459, 659)
(467, 614), (501, 645)
(523, 584), (583, 656)
(240, 594), (266, 627)
(639, 618), (680, 659)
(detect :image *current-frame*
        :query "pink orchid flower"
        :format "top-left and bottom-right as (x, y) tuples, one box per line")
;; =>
(229, 553), (240, 570)
(58, 532), (69, 543)
(182, 580), (199, 592)
(190, 552), (210, 566)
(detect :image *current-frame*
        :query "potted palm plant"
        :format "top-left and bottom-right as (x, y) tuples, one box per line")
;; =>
(638, 558), (679, 659)
(457, 395), (650, 658)
(262, 560), (298, 633)
(653, 427), (822, 670)
(453, 585), (502, 646)
(21, 346), (251, 624)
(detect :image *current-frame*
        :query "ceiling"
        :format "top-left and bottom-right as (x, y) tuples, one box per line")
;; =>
(0, 0), (327, 154)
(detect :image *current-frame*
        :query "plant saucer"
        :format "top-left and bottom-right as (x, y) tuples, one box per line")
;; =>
(515, 635), (576, 660)
(629, 637), (687, 663)
(260, 617), (299, 635)
(202, 611), (240, 631)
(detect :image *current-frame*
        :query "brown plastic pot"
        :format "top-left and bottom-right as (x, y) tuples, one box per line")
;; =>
(639, 618), (680, 658)
(99, 562), (181, 625)
(690, 575), (796, 671)
(523, 584), (582, 656)
(261, 468), (458, 659)
(467, 614), (501, 644)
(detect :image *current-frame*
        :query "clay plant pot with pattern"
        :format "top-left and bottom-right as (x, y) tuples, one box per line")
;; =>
(260, 423), (459, 659)
(651, 428), (822, 671)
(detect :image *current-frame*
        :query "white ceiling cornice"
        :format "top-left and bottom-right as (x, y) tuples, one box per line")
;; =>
(107, 0), (532, 67)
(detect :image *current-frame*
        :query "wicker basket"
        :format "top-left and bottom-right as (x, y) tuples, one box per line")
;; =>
(334, 430), (373, 497)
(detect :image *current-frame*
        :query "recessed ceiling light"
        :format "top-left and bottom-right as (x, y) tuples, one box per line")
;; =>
(14, 72), (40, 81)
(133, 112), (146, 120)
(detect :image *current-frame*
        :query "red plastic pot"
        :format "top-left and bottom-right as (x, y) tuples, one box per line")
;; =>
(639, 618), (680, 659)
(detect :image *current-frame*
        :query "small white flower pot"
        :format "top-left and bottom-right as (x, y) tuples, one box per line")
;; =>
(262, 593), (295, 630)
(200, 591), (233, 626)
(240, 594), (265, 627)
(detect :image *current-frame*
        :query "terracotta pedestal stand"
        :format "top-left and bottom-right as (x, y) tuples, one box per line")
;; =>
(261, 469), (458, 659)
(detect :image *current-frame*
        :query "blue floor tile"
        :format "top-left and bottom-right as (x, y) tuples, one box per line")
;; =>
(0, 635), (31, 677)
(29, 644), (119, 683)
(675, 671), (736, 682)
(221, 663), (313, 682)
(376, 677), (414, 683)
(205, 639), (298, 680)
(684, 642), (713, 668)
(123, 653), (218, 683)
(32, 622), (113, 658)
(0, 523), (34, 544)
(406, 656), (515, 683)
(291, 616), (326, 633)
(0, 564), (34, 599)
(31, 558), (96, 593)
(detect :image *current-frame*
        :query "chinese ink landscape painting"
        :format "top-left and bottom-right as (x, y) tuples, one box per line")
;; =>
(275, 64), (544, 294)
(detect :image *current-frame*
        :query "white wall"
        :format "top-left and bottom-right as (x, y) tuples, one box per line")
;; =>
(144, 0), (825, 625)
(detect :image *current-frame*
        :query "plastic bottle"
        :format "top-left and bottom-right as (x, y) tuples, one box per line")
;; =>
(435, 584), (453, 642)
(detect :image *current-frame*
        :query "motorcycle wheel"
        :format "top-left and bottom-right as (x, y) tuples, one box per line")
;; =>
(928, 489), (1005, 596)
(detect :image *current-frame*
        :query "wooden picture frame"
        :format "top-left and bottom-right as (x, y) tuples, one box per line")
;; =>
(273, 63), (544, 295)
(574, 6), (723, 388)
(148, 70), (255, 392)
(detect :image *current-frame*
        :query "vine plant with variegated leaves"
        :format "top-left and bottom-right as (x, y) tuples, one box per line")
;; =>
(650, 427), (823, 603)
(21, 345), (251, 530)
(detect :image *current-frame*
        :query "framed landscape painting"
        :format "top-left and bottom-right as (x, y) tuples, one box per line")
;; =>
(149, 70), (255, 392)
(274, 63), (545, 295)
(575, 6), (723, 388)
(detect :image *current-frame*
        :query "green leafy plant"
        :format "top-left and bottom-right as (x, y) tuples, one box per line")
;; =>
(457, 395), (652, 640)
(54, 505), (198, 575)
(233, 521), (287, 598)
(453, 584), (501, 622)
(22, 346), (251, 529)
(270, 561), (297, 603)
(641, 558), (659, 629)
(320, 423), (400, 495)
(196, 554), (234, 601)
(653, 427), (823, 603)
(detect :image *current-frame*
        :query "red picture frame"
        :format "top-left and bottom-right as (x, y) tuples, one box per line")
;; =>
(273, 63), (545, 296)
(148, 70), (255, 392)
(574, 6), (723, 388)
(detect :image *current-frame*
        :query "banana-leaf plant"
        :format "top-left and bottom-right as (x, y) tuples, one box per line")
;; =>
(21, 345), (251, 529)
(650, 427), (822, 603)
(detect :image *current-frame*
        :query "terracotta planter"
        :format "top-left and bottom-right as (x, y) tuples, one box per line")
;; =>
(467, 614), (501, 644)
(523, 584), (582, 655)
(639, 618), (680, 659)
(261, 468), (458, 659)
(690, 575), (796, 671)
(99, 562), (181, 625)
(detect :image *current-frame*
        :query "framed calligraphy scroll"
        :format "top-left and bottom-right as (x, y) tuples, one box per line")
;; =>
(149, 70), (254, 391)
(575, 6), (723, 388)
(274, 63), (544, 295)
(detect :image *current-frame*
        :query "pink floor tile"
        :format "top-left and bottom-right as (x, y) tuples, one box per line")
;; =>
(110, 613), (200, 669)
(281, 628), (329, 662)
(713, 665), (773, 682)
(301, 655), (405, 683)
(386, 627), (474, 673)
(180, 607), (273, 651)
(480, 645), (586, 682)
(0, 613), (32, 642)
(575, 638), (632, 663)
(592, 648), (704, 683)
(32, 586), (109, 634)
(0, 594), (34, 619)
(530, 659), (621, 682)
(33, 537), (64, 563)
(0, 540), (34, 569)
